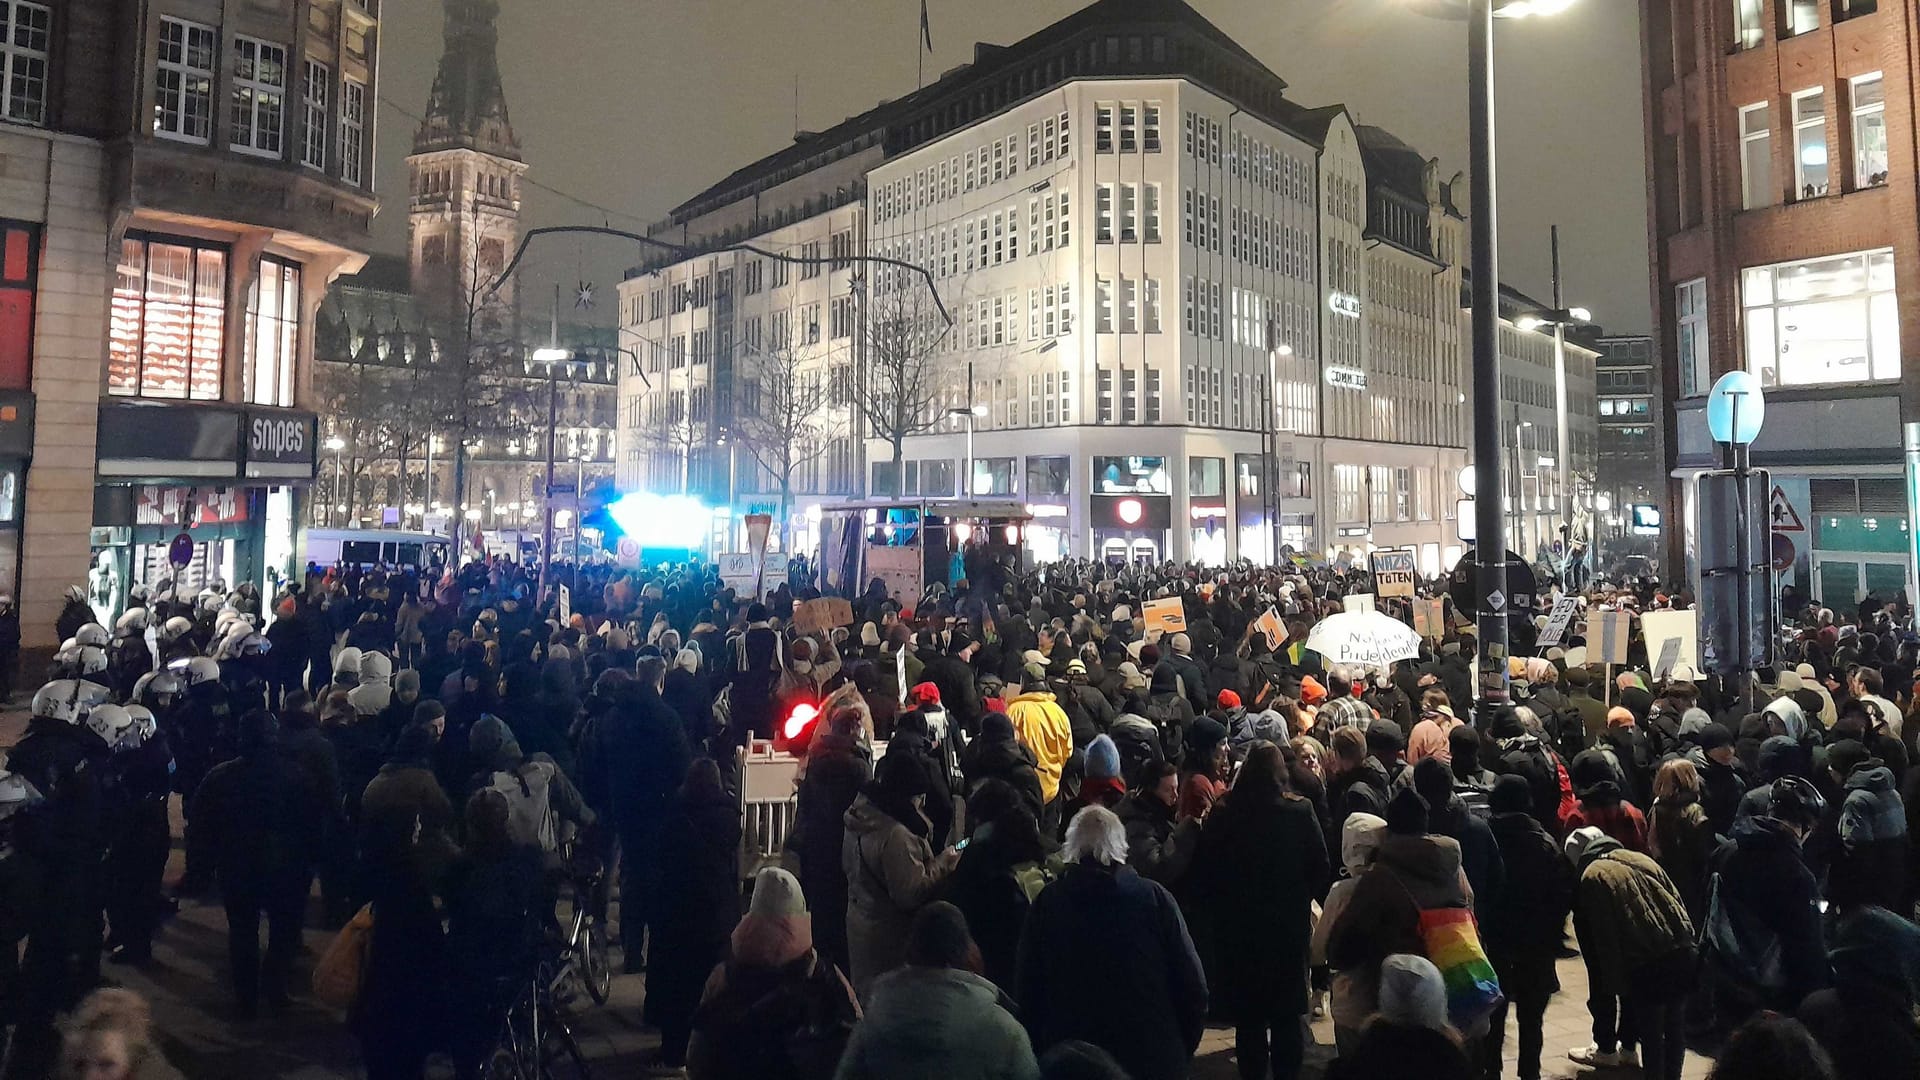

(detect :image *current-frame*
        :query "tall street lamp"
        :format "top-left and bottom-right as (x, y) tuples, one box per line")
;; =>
(1515, 224), (1593, 553)
(948, 404), (988, 496)
(1409, 0), (1578, 707)
(324, 436), (346, 527)
(532, 346), (586, 601)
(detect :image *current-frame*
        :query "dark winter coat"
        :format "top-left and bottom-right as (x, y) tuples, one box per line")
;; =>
(836, 966), (1039, 1080)
(1428, 793), (1505, 910)
(787, 731), (871, 973)
(920, 653), (984, 734)
(1493, 732), (1564, 835)
(575, 688), (692, 844)
(1649, 797), (1718, 927)
(1483, 810), (1572, 1002)
(1015, 859), (1207, 1080)
(1327, 757), (1392, 837)
(885, 729), (955, 848)
(842, 793), (950, 997)
(188, 744), (327, 886)
(1833, 761), (1909, 915)
(1190, 788), (1330, 1018)
(960, 715), (1044, 820)
(1712, 815), (1831, 1009)
(1571, 847), (1695, 998)
(1325, 833), (1469, 979)
(647, 787), (743, 1036)
(1117, 790), (1198, 887)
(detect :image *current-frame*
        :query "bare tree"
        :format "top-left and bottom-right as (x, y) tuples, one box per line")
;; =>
(856, 282), (958, 497)
(733, 341), (835, 548)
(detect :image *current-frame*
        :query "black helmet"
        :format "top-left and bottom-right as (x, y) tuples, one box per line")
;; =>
(1766, 775), (1827, 830)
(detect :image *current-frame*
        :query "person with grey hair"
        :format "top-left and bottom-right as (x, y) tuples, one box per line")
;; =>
(1015, 805), (1207, 1080)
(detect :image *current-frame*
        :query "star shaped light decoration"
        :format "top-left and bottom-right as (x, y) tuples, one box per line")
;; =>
(575, 280), (595, 311)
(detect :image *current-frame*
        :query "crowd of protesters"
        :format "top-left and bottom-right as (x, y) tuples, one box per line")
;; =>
(0, 550), (1915, 1080)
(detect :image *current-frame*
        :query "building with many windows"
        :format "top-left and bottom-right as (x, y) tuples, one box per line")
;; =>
(1641, 0), (1914, 604)
(315, 0), (616, 543)
(618, 0), (1595, 568)
(1592, 333), (1663, 557)
(0, 2), (379, 652)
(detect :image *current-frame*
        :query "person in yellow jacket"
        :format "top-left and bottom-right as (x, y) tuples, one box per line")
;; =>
(1006, 666), (1075, 815)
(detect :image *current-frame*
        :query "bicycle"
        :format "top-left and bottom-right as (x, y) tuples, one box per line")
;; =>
(478, 962), (594, 1080)
(552, 833), (613, 1006)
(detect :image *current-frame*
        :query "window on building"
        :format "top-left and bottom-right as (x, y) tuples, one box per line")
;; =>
(301, 60), (329, 169)
(230, 36), (288, 157)
(1096, 277), (1114, 333)
(830, 295), (854, 339)
(0, 1), (50, 126)
(1739, 102), (1774, 209)
(1119, 183), (1137, 241)
(1791, 87), (1828, 198)
(1734, 0), (1764, 49)
(670, 335), (687, 368)
(1120, 277), (1137, 334)
(1096, 104), (1114, 151)
(155, 16), (217, 143)
(1096, 183), (1114, 242)
(244, 255), (299, 407)
(692, 329), (711, 365)
(1120, 368), (1137, 423)
(1097, 368), (1114, 423)
(1144, 278), (1161, 333)
(802, 302), (821, 344)
(0, 220), (38, 390)
(1143, 103), (1161, 151)
(1744, 248), (1897, 387)
(1119, 103), (1137, 152)
(1783, 0), (1818, 36)
(1141, 183), (1161, 242)
(1334, 464), (1364, 523)
(341, 78), (366, 185)
(1852, 73), (1887, 187)
(829, 229), (853, 270)
(110, 234), (227, 400)
(1145, 367), (1161, 422)
(800, 240), (822, 279)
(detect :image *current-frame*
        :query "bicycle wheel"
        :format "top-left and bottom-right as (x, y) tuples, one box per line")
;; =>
(540, 1013), (595, 1080)
(481, 1046), (528, 1080)
(579, 917), (613, 1006)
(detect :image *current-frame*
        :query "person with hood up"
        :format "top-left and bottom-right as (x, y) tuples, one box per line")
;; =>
(1142, 663), (1197, 765)
(842, 749), (959, 998)
(1691, 722), (1749, 838)
(946, 779), (1056, 992)
(1446, 725), (1499, 810)
(1563, 825), (1696, 1079)
(1308, 812), (1389, 1053)
(1564, 747), (1650, 852)
(1005, 670), (1074, 824)
(1177, 714), (1230, 822)
(1481, 776), (1573, 1080)
(962, 711), (1045, 821)
(1191, 742), (1330, 1080)
(920, 629), (983, 736)
(466, 714), (593, 854)
(1823, 740), (1908, 914)
(1325, 788), (1477, 1033)
(1410, 757), (1504, 907)
(787, 704), (873, 977)
(1736, 734), (1812, 820)
(346, 649), (392, 719)
(646, 758), (743, 1075)
(1488, 706), (1570, 837)
(688, 867), (861, 1080)
(1327, 955), (1476, 1080)
(1116, 760), (1197, 888)
(1016, 805), (1207, 1080)
(888, 709), (958, 849)
(1794, 865), (1920, 1080)
(1707, 777), (1831, 1023)
(835, 902), (1041, 1080)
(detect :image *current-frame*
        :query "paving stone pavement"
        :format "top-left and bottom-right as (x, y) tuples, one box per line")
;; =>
(2, 704), (1713, 1078)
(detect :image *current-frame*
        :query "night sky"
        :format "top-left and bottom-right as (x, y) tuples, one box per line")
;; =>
(373, 0), (1649, 333)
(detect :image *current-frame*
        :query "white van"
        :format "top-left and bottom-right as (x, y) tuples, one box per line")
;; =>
(304, 529), (452, 571)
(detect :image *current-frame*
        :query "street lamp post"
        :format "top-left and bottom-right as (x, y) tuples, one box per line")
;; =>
(948, 404), (988, 496)
(532, 347), (582, 603)
(324, 436), (346, 527)
(1410, 0), (1578, 708)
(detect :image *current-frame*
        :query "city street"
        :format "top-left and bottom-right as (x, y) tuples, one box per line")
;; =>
(5, 706), (1711, 1080)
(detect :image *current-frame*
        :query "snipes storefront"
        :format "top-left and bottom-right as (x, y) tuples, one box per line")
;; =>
(90, 401), (316, 617)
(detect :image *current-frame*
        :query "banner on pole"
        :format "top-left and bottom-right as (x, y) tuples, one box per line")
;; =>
(1592, 609), (1634, 666)
(1537, 596), (1579, 649)
(1142, 597), (1187, 635)
(1370, 549), (1418, 599)
(557, 584), (571, 624)
(1413, 597), (1447, 639)
(745, 513), (773, 595)
(1254, 607), (1287, 651)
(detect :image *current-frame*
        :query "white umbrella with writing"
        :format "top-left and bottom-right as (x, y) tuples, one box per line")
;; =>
(1303, 611), (1423, 669)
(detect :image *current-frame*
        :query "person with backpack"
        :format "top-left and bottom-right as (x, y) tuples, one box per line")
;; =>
(465, 714), (594, 857)
(1706, 777), (1831, 1026)
(1488, 707), (1571, 837)
(1143, 665), (1196, 767)
(945, 779), (1057, 993)
(962, 712), (1046, 822)
(688, 868), (860, 1080)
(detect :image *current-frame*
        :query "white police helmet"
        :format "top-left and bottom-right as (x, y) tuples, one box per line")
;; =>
(85, 703), (133, 747)
(31, 679), (110, 724)
(0, 768), (42, 823)
(182, 656), (220, 687)
(63, 584), (85, 604)
(132, 669), (181, 707)
(160, 616), (193, 643)
(121, 704), (157, 749)
(75, 623), (109, 648)
(76, 645), (108, 677)
(115, 608), (149, 636)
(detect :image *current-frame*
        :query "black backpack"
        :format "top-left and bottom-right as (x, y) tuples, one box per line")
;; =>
(690, 954), (858, 1080)
(1143, 695), (1186, 766)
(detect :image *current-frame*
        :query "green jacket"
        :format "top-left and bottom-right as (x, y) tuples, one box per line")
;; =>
(1572, 849), (1695, 996)
(834, 966), (1040, 1080)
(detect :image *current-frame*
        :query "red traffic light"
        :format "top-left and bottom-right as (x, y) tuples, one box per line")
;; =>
(783, 701), (820, 741)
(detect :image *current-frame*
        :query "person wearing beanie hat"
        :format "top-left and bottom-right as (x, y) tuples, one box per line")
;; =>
(1480, 769), (1573, 1080)
(917, 628), (982, 735)
(1691, 723), (1747, 837)
(1564, 743), (1649, 854)
(1079, 733), (1127, 808)
(1336, 954), (1478, 1080)
(1187, 741), (1331, 1080)
(1309, 812), (1388, 1048)
(469, 713), (594, 853)
(1177, 715), (1231, 820)
(838, 901), (1040, 1080)
(686, 867), (862, 1078)
(1562, 822), (1695, 1078)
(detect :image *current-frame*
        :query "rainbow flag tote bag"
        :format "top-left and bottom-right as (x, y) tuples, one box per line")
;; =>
(1417, 904), (1504, 1028)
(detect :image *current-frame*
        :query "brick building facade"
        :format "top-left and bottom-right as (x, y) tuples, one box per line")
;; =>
(1641, 0), (1918, 605)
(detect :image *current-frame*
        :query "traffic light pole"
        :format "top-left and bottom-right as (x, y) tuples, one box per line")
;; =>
(1468, 0), (1511, 707)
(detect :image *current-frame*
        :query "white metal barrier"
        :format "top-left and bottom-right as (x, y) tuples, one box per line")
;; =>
(735, 738), (889, 880)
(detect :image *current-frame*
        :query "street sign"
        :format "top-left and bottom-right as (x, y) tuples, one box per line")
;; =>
(1369, 548), (1417, 598)
(1448, 548), (1541, 651)
(614, 536), (641, 568)
(168, 532), (193, 568)
(547, 482), (576, 497)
